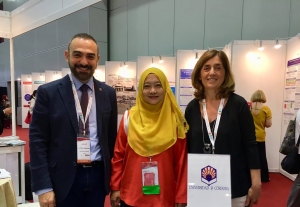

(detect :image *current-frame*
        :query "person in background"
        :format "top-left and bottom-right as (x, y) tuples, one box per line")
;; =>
(250, 90), (272, 182)
(29, 33), (118, 207)
(286, 109), (300, 207)
(29, 90), (37, 115)
(0, 107), (12, 135)
(1, 95), (11, 128)
(185, 50), (261, 207)
(110, 67), (188, 207)
(1, 95), (8, 108)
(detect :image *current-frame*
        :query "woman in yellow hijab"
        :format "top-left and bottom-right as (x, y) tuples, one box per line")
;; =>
(110, 68), (188, 207)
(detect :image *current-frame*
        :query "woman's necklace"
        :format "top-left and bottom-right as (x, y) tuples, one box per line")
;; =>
(202, 117), (216, 154)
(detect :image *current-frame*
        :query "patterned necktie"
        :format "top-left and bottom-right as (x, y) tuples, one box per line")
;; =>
(79, 84), (89, 135)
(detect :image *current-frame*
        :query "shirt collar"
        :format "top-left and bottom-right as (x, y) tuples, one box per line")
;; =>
(71, 74), (93, 91)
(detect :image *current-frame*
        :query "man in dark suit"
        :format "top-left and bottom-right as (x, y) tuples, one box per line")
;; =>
(29, 33), (118, 207)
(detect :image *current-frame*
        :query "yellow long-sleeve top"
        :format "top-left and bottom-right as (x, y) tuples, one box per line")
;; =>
(251, 105), (272, 142)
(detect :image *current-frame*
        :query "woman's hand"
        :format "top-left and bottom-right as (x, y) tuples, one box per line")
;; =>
(245, 184), (261, 207)
(110, 190), (121, 207)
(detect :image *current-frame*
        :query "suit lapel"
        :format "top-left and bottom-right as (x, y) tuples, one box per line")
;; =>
(58, 75), (78, 132)
(94, 78), (104, 135)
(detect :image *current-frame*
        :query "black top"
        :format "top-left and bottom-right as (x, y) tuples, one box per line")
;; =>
(185, 93), (260, 198)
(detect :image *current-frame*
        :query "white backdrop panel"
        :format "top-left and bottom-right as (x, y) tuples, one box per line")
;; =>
(45, 70), (62, 83)
(95, 65), (105, 82)
(137, 56), (176, 84)
(21, 74), (32, 128)
(32, 72), (45, 91)
(231, 40), (286, 172)
(62, 68), (70, 77)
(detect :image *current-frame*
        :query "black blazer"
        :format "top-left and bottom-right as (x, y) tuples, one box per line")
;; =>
(29, 75), (118, 203)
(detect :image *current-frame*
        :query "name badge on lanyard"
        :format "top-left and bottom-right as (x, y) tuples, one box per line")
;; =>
(202, 98), (225, 154)
(68, 74), (93, 164)
(77, 135), (91, 163)
(141, 157), (160, 195)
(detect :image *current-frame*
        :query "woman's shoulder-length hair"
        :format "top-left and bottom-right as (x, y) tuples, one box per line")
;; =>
(191, 50), (235, 100)
(251, 90), (267, 103)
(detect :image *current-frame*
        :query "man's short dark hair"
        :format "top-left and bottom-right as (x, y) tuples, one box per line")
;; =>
(67, 33), (99, 54)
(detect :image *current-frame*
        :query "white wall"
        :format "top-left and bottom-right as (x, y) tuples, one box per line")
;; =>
(231, 40), (286, 172)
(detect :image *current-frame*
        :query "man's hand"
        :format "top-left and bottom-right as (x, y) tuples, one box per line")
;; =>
(110, 190), (120, 207)
(38, 191), (56, 207)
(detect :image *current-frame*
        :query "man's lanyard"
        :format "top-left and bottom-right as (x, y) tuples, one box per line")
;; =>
(69, 74), (93, 135)
(202, 98), (225, 153)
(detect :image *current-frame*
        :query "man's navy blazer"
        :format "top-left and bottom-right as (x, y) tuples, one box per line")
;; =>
(29, 75), (118, 203)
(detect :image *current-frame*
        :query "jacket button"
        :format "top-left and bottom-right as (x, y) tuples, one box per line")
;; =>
(73, 162), (76, 166)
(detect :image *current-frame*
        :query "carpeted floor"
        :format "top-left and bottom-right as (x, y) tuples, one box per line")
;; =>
(1, 125), (294, 207)
(257, 172), (293, 207)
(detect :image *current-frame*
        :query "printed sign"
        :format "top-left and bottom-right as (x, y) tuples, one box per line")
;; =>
(188, 154), (231, 206)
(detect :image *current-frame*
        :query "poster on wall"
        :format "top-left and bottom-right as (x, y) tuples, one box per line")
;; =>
(108, 74), (136, 114)
(106, 62), (137, 114)
(282, 57), (300, 129)
(179, 69), (194, 113)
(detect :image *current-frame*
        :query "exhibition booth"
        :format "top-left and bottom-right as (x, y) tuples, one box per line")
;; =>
(3, 35), (300, 204)
(1, 0), (300, 205)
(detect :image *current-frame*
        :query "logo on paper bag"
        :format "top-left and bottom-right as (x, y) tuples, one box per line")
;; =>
(201, 165), (217, 186)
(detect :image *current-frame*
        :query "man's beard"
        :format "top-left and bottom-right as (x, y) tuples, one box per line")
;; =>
(69, 63), (95, 82)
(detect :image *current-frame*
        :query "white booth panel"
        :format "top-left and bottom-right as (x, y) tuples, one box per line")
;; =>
(137, 56), (176, 84)
(62, 68), (70, 77)
(231, 40), (286, 173)
(95, 65), (105, 82)
(45, 70), (62, 83)
(32, 72), (45, 91)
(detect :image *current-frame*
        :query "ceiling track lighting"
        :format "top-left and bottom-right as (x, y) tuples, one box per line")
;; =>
(258, 40), (264, 51)
(274, 39), (281, 49)
(151, 56), (155, 66)
(159, 55), (164, 63)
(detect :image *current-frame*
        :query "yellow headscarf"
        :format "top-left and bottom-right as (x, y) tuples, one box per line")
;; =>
(128, 67), (189, 157)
